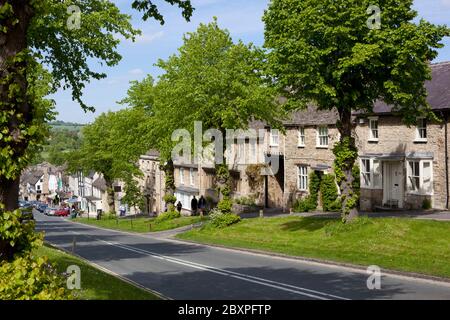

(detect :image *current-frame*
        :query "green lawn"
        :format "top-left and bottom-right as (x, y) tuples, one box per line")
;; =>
(177, 216), (450, 278)
(74, 216), (208, 233)
(35, 245), (160, 300)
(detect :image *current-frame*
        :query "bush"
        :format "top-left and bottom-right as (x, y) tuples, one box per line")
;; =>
(235, 196), (257, 206)
(155, 210), (181, 223)
(0, 208), (71, 299)
(0, 254), (72, 300)
(293, 196), (317, 213)
(422, 198), (432, 210)
(163, 194), (177, 204)
(320, 174), (340, 212)
(209, 208), (241, 228)
(217, 198), (233, 214)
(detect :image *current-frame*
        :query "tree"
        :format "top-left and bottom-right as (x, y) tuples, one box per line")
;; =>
(67, 107), (151, 213)
(263, 0), (449, 222)
(0, 0), (193, 212)
(150, 19), (281, 204)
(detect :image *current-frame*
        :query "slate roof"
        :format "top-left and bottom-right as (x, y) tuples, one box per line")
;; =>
(21, 170), (44, 186)
(92, 177), (107, 192)
(372, 61), (450, 114)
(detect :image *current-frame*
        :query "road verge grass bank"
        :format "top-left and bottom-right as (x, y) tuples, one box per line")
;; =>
(177, 216), (450, 279)
(34, 245), (160, 300)
(74, 216), (207, 233)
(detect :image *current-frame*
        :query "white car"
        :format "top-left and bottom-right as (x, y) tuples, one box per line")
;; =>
(44, 207), (57, 216)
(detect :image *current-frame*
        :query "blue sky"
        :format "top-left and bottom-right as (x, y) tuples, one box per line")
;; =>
(52, 0), (450, 124)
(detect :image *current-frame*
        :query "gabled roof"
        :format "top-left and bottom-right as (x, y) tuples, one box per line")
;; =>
(92, 177), (107, 192)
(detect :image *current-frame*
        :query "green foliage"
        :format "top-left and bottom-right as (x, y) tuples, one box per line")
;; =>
(422, 198), (432, 210)
(0, 209), (40, 262)
(121, 178), (145, 211)
(31, 126), (83, 166)
(293, 171), (321, 213)
(217, 198), (233, 214)
(293, 196), (317, 213)
(155, 210), (181, 223)
(235, 196), (257, 206)
(163, 194), (177, 205)
(320, 174), (341, 212)
(264, 0), (449, 123)
(0, 254), (71, 300)
(208, 208), (241, 228)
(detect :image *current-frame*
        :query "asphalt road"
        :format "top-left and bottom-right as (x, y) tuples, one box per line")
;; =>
(34, 211), (450, 300)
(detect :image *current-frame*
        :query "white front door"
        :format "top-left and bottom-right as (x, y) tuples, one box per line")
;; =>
(383, 161), (404, 208)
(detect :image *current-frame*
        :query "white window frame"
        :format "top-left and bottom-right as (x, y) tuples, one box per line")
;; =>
(368, 117), (379, 142)
(179, 168), (184, 185)
(415, 118), (428, 142)
(298, 127), (305, 147)
(360, 158), (382, 189)
(298, 165), (308, 191)
(270, 129), (279, 147)
(189, 168), (195, 186)
(316, 126), (329, 148)
(407, 160), (433, 195)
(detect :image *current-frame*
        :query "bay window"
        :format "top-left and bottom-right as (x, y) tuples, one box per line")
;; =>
(407, 160), (433, 194)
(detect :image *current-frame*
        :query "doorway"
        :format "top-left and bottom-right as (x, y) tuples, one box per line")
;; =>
(383, 161), (404, 208)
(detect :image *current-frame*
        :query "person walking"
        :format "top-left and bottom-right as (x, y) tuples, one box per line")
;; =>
(191, 196), (198, 216)
(176, 201), (183, 214)
(198, 195), (207, 216)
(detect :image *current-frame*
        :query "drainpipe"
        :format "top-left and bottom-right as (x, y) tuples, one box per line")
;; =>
(445, 112), (449, 209)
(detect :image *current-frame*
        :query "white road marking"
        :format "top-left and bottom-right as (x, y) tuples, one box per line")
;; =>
(68, 230), (349, 300)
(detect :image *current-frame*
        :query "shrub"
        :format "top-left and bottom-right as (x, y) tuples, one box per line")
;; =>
(217, 198), (233, 214)
(0, 208), (71, 299)
(163, 194), (177, 205)
(422, 198), (432, 210)
(320, 174), (340, 212)
(0, 254), (72, 300)
(209, 208), (241, 228)
(155, 210), (181, 223)
(235, 196), (256, 206)
(293, 196), (317, 213)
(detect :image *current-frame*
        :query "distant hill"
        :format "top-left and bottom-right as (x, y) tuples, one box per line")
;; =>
(49, 121), (85, 132)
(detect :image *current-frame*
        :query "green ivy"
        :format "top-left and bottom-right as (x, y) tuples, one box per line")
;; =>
(320, 174), (341, 212)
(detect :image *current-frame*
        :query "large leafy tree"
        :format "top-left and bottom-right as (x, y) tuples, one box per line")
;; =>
(148, 19), (281, 204)
(263, 0), (449, 221)
(67, 107), (152, 213)
(0, 0), (193, 212)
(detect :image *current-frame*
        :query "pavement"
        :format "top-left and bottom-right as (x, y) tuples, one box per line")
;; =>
(240, 209), (450, 221)
(34, 210), (450, 300)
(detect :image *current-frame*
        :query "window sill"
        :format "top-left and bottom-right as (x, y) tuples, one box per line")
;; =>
(407, 191), (433, 196)
(368, 139), (379, 143)
(298, 145), (305, 148)
(413, 139), (428, 144)
(316, 146), (329, 149)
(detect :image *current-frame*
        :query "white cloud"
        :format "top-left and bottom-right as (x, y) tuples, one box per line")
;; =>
(133, 31), (165, 44)
(128, 68), (144, 75)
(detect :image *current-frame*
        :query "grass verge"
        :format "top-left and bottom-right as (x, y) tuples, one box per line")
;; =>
(177, 216), (450, 279)
(73, 216), (207, 233)
(34, 245), (161, 300)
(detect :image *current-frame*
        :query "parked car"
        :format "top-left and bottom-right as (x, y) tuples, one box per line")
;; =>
(44, 207), (58, 216)
(18, 200), (32, 209)
(37, 203), (48, 213)
(55, 208), (70, 217)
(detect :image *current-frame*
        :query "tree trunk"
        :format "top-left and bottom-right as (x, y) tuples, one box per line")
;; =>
(162, 158), (175, 198)
(105, 179), (115, 213)
(0, 1), (34, 211)
(336, 107), (359, 222)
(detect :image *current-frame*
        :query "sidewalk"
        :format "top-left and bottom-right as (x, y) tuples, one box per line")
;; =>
(240, 208), (450, 221)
